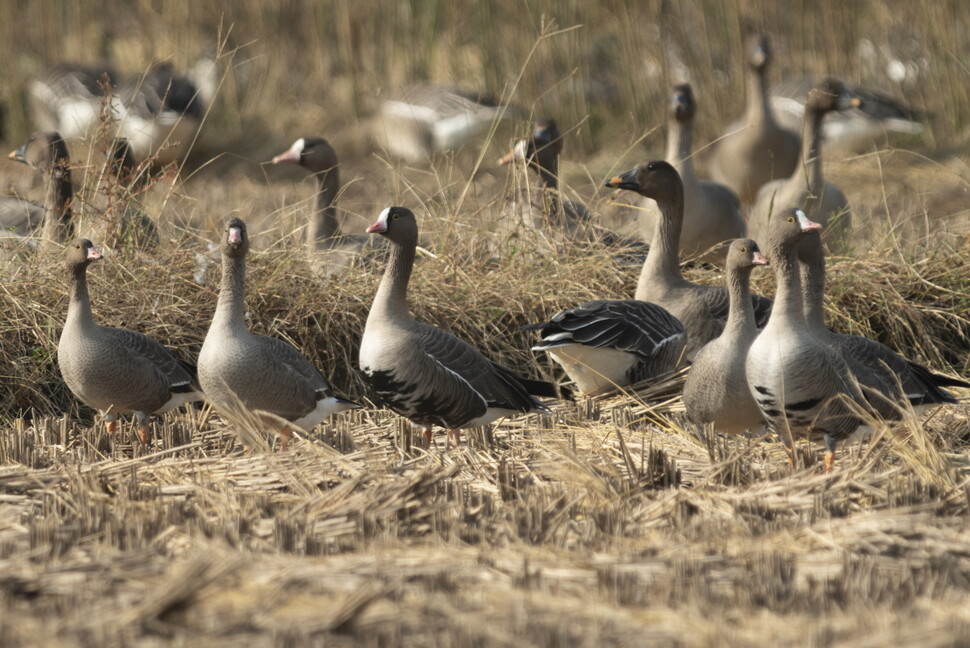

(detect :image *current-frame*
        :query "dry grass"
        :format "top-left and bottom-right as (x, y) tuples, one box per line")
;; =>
(2, 1), (970, 646)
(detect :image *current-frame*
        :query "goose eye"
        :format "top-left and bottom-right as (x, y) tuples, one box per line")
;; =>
(740, 246), (747, 253)
(786, 216), (795, 223)
(391, 213), (400, 221)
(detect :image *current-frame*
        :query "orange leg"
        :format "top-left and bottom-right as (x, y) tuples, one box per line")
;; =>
(136, 424), (150, 445)
(423, 428), (434, 447)
(823, 451), (836, 474)
(279, 427), (292, 452)
(105, 420), (118, 434)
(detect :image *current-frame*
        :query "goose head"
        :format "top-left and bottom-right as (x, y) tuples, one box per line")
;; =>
(727, 238), (769, 271)
(9, 131), (70, 172)
(805, 78), (860, 115)
(498, 118), (563, 171)
(366, 206), (418, 247)
(271, 137), (337, 175)
(669, 84), (696, 124)
(747, 34), (771, 71)
(604, 159), (683, 203)
(767, 207), (822, 251)
(222, 217), (250, 259)
(66, 238), (103, 272)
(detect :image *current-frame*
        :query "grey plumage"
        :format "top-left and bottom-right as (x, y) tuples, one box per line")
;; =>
(58, 239), (202, 443)
(683, 239), (769, 435)
(198, 218), (359, 449)
(605, 160), (772, 359)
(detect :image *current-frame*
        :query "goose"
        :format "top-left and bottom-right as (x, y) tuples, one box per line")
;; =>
(359, 206), (569, 444)
(377, 84), (512, 162)
(270, 136), (372, 276)
(683, 239), (769, 435)
(28, 62), (204, 166)
(636, 83), (745, 261)
(604, 160), (772, 359)
(58, 239), (202, 443)
(746, 208), (865, 472)
(524, 299), (686, 396)
(748, 78), (858, 255)
(771, 77), (924, 154)
(497, 118), (589, 234)
(6, 131), (75, 248)
(799, 230), (970, 416)
(198, 218), (360, 450)
(710, 35), (801, 205)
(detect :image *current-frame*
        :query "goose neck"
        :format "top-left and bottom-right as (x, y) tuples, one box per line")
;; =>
(370, 237), (415, 323)
(744, 67), (774, 127)
(66, 264), (96, 329)
(767, 242), (804, 327)
(797, 108), (825, 192)
(799, 249), (827, 333)
(725, 266), (757, 335)
(212, 254), (248, 331)
(42, 164), (74, 249)
(308, 170), (340, 250)
(636, 191), (686, 299)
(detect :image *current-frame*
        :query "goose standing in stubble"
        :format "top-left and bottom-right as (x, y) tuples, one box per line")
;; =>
(605, 160), (772, 359)
(198, 218), (360, 450)
(271, 136), (372, 277)
(746, 208), (865, 472)
(58, 239), (202, 444)
(359, 206), (569, 445)
(636, 84), (745, 261)
(798, 230), (970, 416)
(683, 239), (769, 435)
(5, 131), (75, 249)
(748, 78), (859, 255)
(711, 35), (801, 205)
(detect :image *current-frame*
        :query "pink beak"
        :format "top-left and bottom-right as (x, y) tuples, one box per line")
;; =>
(87, 247), (103, 261)
(752, 251), (769, 266)
(228, 227), (242, 244)
(366, 222), (387, 234)
(271, 150), (300, 164)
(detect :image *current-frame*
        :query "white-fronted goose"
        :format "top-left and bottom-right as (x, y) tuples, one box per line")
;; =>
(524, 299), (686, 396)
(605, 161), (772, 359)
(771, 77), (924, 154)
(359, 206), (569, 444)
(746, 208), (864, 472)
(637, 84), (745, 261)
(710, 35), (801, 205)
(497, 118), (589, 235)
(198, 218), (360, 450)
(28, 62), (204, 166)
(799, 231), (970, 416)
(7, 131), (75, 248)
(378, 84), (511, 162)
(683, 239), (769, 435)
(58, 239), (202, 443)
(748, 78), (858, 255)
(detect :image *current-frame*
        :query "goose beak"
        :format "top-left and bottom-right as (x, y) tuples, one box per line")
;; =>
(836, 92), (862, 112)
(87, 247), (103, 261)
(8, 145), (26, 164)
(604, 168), (640, 190)
(367, 207), (391, 234)
(752, 251), (769, 266)
(271, 150), (300, 165)
(794, 210), (822, 232)
(228, 226), (243, 244)
(498, 139), (528, 166)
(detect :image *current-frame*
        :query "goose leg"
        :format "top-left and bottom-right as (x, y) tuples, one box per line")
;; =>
(823, 435), (838, 474)
(135, 412), (150, 445)
(105, 419), (118, 434)
(279, 427), (292, 452)
(423, 428), (434, 447)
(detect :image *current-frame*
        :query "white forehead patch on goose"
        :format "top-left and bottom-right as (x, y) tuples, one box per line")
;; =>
(288, 138), (306, 155)
(377, 207), (391, 226)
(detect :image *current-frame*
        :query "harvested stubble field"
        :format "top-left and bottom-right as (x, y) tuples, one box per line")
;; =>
(2, 1), (970, 646)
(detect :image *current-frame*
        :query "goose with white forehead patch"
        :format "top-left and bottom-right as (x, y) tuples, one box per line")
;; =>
(271, 136), (373, 277)
(745, 207), (865, 472)
(359, 206), (571, 444)
(198, 218), (360, 450)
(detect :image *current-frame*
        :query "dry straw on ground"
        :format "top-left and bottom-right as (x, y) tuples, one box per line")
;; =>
(2, 1), (970, 646)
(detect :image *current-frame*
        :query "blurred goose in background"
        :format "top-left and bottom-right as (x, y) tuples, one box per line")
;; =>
(605, 161), (772, 359)
(683, 239), (769, 436)
(636, 84), (745, 262)
(798, 230), (969, 416)
(58, 239), (202, 444)
(360, 206), (569, 445)
(498, 118), (589, 234)
(28, 61), (205, 166)
(711, 35), (801, 205)
(377, 84), (512, 162)
(270, 136), (372, 276)
(748, 78), (858, 255)
(771, 77), (924, 154)
(746, 208), (865, 472)
(5, 131), (75, 249)
(198, 218), (360, 451)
